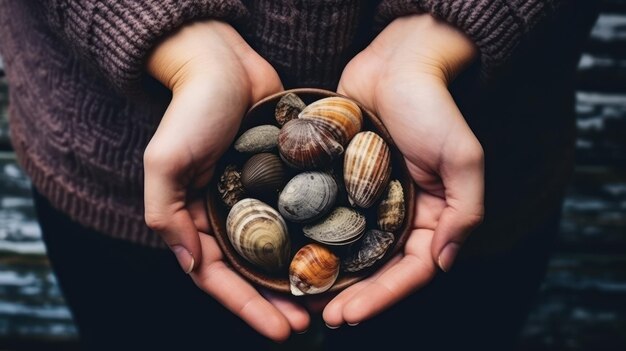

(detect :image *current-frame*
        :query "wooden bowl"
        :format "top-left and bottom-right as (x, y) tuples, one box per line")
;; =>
(207, 88), (415, 294)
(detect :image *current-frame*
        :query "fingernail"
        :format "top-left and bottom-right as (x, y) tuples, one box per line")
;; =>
(438, 242), (460, 272)
(325, 323), (340, 330)
(296, 329), (308, 335)
(172, 245), (195, 274)
(347, 322), (359, 327)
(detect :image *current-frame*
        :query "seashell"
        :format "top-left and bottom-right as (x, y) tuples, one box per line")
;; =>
(298, 96), (362, 146)
(226, 198), (290, 272)
(217, 165), (245, 208)
(344, 131), (392, 208)
(278, 118), (343, 170)
(234, 125), (280, 153)
(278, 172), (337, 223)
(241, 153), (286, 196)
(377, 180), (406, 232)
(343, 230), (395, 272)
(303, 207), (366, 245)
(289, 243), (339, 295)
(275, 92), (306, 126)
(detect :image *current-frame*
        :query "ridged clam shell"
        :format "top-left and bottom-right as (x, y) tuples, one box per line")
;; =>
(289, 243), (339, 296)
(343, 230), (395, 272)
(278, 118), (343, 170)
(275, 93), (306, 126)
(234, 125), (280, 153)
(217, 165), (245, 208)
(298, 96), (362, 145)
(278, 172), (337, 223)
(241, 153), (285, 196)
(377, 180), (405, 232)
(344, 131), (392, 208)
(226, 198), (290, 272)
(303, 207), (366, 245)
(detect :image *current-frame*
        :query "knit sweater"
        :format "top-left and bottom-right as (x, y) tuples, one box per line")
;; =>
(0, 0), (571, 251)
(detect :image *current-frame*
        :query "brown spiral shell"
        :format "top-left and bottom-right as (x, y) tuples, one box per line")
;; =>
(289, 243), (340, 296)
(277, 118), (344, 170)
(298, 96), (363, 146)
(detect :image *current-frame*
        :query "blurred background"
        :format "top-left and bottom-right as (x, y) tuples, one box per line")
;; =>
(1, 2), (625, 350)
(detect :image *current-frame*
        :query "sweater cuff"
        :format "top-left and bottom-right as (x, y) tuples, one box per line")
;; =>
(375, 0), (557, 77)
(47, 0), (248, 92)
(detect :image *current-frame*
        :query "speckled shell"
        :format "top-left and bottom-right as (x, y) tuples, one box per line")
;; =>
(278, 118), (344, 170)
(278, 172), (337, 223)
(344, 131), (392, 208)
(343, 230), (395, 272)
(303, 207), (366, 245)
(289, 243), (339, 296)
(234, 125), (280, 153)
(298, 96), (363, 146)
(275, 93), (306, 126)
(226, 198), (290, 272)
(217, 165), (245, 208)
(241, 153), (285, 196)
(377, 180), (405, 232)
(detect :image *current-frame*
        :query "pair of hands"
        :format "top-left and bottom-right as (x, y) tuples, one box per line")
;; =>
(144, 14), (484, 342)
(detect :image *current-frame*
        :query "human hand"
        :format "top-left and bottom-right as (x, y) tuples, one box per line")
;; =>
(144, 20), (308, 341)
(323, 14), (484, 327)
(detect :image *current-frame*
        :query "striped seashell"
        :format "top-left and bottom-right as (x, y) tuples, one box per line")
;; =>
(298, 96), (362, 146)
(241, 153), (286, 196)
(343, 131), (392, 208)
(303, 206), (366, 246)
(278, 172), (337, 223)
(343, 229), (395, 273)
(226, 198), (290, 272)
(289, 243), (339, 296)
(377, 180), (405, 232)
(278, 118), (343, 170)
(234, 125), (280, 153)
(275, 93), (306, 126)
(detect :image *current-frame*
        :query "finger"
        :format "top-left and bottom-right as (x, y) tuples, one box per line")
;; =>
(333, 229), (436, 325)
(322, 254), (402, 328)
(188, 195), (210, 234)
(432, 138), (485, 272)
(260, 289), (310, 333)
(191, 235), (292, 342)
(144, 154), (201, 274)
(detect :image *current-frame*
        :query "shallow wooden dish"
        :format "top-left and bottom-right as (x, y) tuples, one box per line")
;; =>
(207, 88), (415, 294)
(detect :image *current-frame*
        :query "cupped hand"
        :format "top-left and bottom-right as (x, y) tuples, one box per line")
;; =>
(143, 20), (308, 341)
(323, 14), (485, 327)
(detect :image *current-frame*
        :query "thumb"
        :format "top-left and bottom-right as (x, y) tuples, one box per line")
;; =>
(431, 143), (484, 272)
(144, 150), (203, 274)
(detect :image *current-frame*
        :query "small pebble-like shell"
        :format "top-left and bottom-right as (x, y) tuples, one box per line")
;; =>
(377, 180), (405, 232)
(275, 93), (306, 126)
(343, 230), (395, 272)
(217, 165), (245, 208)
(278, 119), (343, 170)
(298, 96), (362, 146)
(226, 198), (290, 272)
(289, 243), (339, 296)
(241, 153), (285, 196)
(278, 172), (337, 223)
(234, 125), (280, 153)
(303, 207), (366, 245)
(344, 131), (392, 208)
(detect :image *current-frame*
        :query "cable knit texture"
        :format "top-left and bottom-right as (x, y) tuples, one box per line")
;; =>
(376, 0), (558, 75)
(0, 0), (560, 248)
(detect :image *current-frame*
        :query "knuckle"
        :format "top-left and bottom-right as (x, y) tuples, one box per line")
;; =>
(144, 211), (169, 232)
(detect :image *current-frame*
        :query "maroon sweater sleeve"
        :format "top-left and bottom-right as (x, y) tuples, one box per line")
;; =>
(376, 0), (560, 75)
(42, 0), (248, 91)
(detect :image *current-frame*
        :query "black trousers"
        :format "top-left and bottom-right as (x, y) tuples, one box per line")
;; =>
(35, 188), (559, 350)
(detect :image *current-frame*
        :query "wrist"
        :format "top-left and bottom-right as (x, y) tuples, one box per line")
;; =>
(375, 14), (478, 85)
